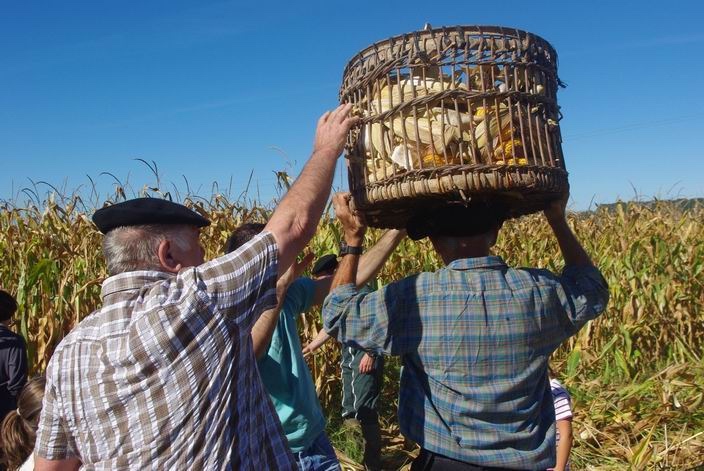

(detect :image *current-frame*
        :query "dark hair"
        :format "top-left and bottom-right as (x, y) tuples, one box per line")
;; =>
(224, 223), (267, 254)
(406, 201), (508, 241)
(1, 376), (46, 470)
(0, 290), (18, 322)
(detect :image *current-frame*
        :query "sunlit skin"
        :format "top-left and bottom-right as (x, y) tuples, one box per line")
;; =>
(156, 226), (205, 273)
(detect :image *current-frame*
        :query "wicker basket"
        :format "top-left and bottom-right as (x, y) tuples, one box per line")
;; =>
(340, 25), (568, 228)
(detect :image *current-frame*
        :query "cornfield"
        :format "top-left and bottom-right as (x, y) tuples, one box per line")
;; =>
(1, 187), (702, 470)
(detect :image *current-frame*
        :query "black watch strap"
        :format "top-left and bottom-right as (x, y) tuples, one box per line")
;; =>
(339, 241), (363, 256)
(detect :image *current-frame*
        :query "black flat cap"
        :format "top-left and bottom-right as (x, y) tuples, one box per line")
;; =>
(92, 198), (210, 234)
(406, 201), (508, 241)
(312, 254), (339, 276)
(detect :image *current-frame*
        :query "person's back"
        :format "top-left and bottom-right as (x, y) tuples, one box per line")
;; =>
(395, 259), (603, 467)
(37, 231), (290, 469)
(322, 192), (609, 470)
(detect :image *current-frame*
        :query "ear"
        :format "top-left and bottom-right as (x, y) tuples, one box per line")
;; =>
(157, 239), (182, 273)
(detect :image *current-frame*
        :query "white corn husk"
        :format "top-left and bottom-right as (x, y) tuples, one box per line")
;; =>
(389, 144), (416, 170)
(362, 121), (392, 158)
(390, 115), (457, 156)
(371, 76), (466, 114)
(431, 107), (472, 137)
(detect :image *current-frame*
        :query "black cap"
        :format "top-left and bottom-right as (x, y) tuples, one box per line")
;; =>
(92, 198), (211, 234)
(311, 254), (339, 276)
(406, 201), (508, 241)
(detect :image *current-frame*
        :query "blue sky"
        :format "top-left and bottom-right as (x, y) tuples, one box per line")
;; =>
(2, 0), (703, 210)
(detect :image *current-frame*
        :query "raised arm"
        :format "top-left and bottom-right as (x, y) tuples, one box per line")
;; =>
(265, 104), (358, 277)
(251, 253), (313, 359)
(545, 191), (609, 332)
(544, 192), (592, 267)
(356, 229), (406, 286)
(329, 193), (366, 292)
(310, 229), (405, 307)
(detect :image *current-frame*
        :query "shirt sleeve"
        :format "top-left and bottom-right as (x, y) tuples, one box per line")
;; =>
(194, 231), (279, 329)
(551, 382), (574, 421)
(553, 265), (610, 335)
(34, 357), (77, 460)
(283, 278), (316, 318)
(553, 391), (573, 421)
(322, 275), (421, 356)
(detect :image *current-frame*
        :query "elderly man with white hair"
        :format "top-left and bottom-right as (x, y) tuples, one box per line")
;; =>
(34, 105), (357, 471)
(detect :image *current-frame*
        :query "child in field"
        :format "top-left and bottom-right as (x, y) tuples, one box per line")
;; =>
(549, 377), (573, 471)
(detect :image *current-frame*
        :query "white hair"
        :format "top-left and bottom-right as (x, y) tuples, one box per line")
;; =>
(102, 224), (194, 275)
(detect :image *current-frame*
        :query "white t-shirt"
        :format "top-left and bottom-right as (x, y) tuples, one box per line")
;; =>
(18, 453), (34, 471)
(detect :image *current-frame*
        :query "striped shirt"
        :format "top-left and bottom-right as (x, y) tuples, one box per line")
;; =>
(551, 379), (573, 423)
(550, 379), (573, 471)
(35, 232), (297, 470)
(323, 256), (608, 469)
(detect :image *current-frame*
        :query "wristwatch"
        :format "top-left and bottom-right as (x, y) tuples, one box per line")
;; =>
(339, 241), (363, 256)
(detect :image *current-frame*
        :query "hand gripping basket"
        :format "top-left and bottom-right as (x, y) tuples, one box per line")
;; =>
(340, 25), (568, 228)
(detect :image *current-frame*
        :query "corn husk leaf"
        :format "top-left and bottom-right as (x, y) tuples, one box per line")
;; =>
(362, 122), (392, 158)
(389, 144), (417, 170)
(371, 77), (465, 114)
(390, 115), (457, 156)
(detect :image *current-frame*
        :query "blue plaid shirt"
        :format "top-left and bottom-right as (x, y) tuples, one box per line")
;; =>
(323, 256), (608, 469)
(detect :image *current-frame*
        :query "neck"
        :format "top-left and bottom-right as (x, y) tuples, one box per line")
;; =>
(431, 234), (494, 265)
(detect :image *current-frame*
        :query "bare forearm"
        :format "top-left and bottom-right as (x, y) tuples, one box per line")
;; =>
(251, 307), (282, 359)
(356, 229), (405, 286)
(266, 151), (339, 275)
(555, 421), (573, 470)
(304, 328), (332, 354)
(331, 254), (360, 292)
(548, 217), (592, 267)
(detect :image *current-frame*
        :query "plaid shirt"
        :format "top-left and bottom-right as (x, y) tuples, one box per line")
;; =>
(323, 256), (608, 469)
(35, 232), (297, 470)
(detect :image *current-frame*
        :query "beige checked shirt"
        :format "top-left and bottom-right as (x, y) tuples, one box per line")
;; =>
(35, 232), (297, 470)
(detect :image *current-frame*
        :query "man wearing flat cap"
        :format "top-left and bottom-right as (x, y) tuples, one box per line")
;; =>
(322, 192), (609, 470)
(34, 105), (357, 471)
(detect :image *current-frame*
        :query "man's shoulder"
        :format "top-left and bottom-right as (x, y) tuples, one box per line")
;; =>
(505, 266), (563, 288)
(49, 309), (103, 357)
(0, 327), (26, 349)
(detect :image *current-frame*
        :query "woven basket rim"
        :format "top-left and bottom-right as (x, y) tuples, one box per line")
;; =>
(342, 25), (558, 78)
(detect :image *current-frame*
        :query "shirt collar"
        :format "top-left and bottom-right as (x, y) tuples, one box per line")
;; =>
(101, 270), (174, 299)
(447, 255), (507, 271)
